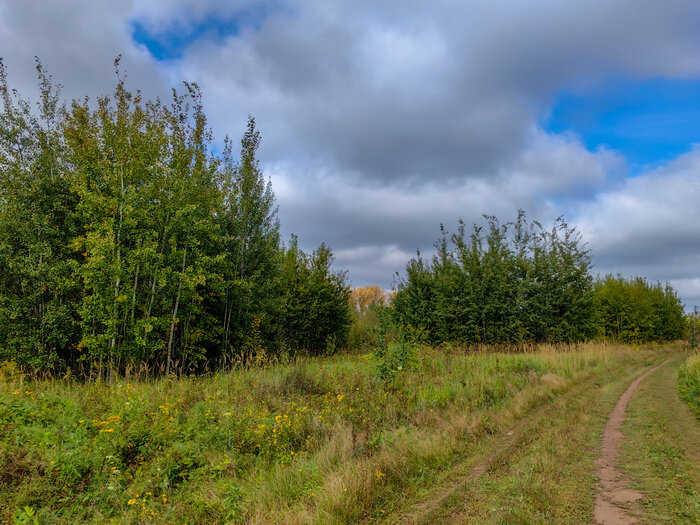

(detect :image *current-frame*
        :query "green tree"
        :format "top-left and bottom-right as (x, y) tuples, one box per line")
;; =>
(0, 59), (82, 370)
(218, 117), (280, 358)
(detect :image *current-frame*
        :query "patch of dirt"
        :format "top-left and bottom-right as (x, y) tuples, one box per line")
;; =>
(593, 358), (670, 525)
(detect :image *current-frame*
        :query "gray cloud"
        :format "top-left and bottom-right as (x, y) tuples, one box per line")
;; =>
(179, 0), (700, 185)
(2, 0), (700, 307)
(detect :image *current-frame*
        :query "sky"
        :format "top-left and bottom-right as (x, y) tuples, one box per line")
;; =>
(1, 0), (700, 308)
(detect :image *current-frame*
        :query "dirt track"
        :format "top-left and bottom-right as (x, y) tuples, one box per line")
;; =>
(593, 359), (670, 525)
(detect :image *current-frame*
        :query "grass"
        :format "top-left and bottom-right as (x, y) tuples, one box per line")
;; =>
(620, 353), (700, 524)
(678, 350), (700, 416)
(378, 349), (669, 524)
(0, 343), (672, 523)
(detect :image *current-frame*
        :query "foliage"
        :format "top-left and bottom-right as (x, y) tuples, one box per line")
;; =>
(593, 275), (685, 343)
(0, 60), (350, 373)
(0, 342), (659, 523)
(678, 352), (700, 416)
(393, 211), (596, 346)
(685, 307), (700, 349)
(392, 211), (686, 347)
(349, 285), (391, 313)
(374, 324), (420, 381)
(278, 237), (352, 355)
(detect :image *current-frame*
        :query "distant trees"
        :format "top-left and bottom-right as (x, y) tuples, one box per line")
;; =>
(0, 59), (351, 374)
(593, 275), (685, 343)
(392, 212), (684, 346)
(347, 286), (393, 352)
(349, 285), (391, 313)
(393, 212), (597, 345)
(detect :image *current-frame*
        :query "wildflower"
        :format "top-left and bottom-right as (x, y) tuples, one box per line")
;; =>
(127, 499), (137, 505)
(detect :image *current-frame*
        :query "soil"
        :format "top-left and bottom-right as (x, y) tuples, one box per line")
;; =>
(593, 359), (670, 525)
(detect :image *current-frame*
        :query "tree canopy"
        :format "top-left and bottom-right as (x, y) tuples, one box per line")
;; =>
(0, 59), (351, 375)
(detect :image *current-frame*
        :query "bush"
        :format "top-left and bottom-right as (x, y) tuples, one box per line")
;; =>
(375, 325), (420, 381)
(678, 352), (700, 417)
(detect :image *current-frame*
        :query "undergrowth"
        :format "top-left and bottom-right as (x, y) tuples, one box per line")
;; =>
(678, 351), (700, 416)
(0, 343), (662, 524)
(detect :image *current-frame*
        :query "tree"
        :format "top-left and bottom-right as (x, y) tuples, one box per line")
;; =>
(279, 237), (351, 355)
(0, 58), (82, 370)
(393, 211), (596, 346)
(218, 116), (280, 358)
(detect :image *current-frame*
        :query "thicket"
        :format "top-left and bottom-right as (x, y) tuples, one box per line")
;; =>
(393, 212), (597, 345)
(0, 59), (351, 375)
(392, 212), (685, 346)
(593, 275), (685, 343)
(678, 351), (700, 416)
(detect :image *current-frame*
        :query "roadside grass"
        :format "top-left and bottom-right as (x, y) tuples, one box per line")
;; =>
(0, 343), (667, 523)
(678, 351), (700, 416)
(621, 354), (700, 524)
(384, 355), (665, 525)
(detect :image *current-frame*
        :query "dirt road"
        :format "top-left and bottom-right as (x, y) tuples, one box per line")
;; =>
(374, 352), (700, 524)
(593, 359), (670, 525)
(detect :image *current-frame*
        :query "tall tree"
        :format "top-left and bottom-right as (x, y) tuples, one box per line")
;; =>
(0, 59), (81, 369)
(218, 116), (281, 357)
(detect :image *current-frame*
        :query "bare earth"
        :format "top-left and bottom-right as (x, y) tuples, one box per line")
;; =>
(593, 358), (671, 525)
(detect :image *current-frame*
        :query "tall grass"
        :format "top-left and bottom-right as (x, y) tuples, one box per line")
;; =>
(678, 351), (700, 416)
(0, 343), (662, 523)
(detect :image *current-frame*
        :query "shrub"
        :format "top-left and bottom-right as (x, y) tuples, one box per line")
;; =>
(678, 352), (700, 417)
(375, 325), (420, 381)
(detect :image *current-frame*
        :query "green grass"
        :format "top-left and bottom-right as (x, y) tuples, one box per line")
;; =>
(620, 354), (700, 524)
(380, 352), (667, 525)
(0, 344), (669, 523)
(678, 351), (700, 417)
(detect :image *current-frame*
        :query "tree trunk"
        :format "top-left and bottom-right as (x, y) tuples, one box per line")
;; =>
(166, 247), (187, 375)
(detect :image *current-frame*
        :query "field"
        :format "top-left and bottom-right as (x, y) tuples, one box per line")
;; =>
(1, 343), (698, 524)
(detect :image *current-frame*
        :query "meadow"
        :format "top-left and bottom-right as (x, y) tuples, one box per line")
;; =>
(0, 342), (670, 524)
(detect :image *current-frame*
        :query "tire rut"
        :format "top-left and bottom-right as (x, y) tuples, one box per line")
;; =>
(593, 358), (670, 525)
(379, 365), (627, 525)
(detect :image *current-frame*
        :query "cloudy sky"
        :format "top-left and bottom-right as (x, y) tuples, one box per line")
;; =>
(2, 0), (700, 307)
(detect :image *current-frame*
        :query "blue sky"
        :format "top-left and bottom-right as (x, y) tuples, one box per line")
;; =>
(131, 8), (273, 61)
(545, 77), (700, 174)
(131, 18), (239, 61)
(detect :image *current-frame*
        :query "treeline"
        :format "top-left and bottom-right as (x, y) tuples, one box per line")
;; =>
(392, 212), (685, 346)
(0, 60), (351, 374)
(594, 275), (685, 343)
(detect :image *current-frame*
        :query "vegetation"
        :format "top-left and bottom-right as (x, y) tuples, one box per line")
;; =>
(347, 286), (392, 353)
(623, 355), (700, 523)
(0, 59), (351, 375)
(678, 352), (700, 416)
(594, 275), (686, 343)
(392, 212), (685, 347)
(0, 59), (697, 525)
(0, 343), (667, 524)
